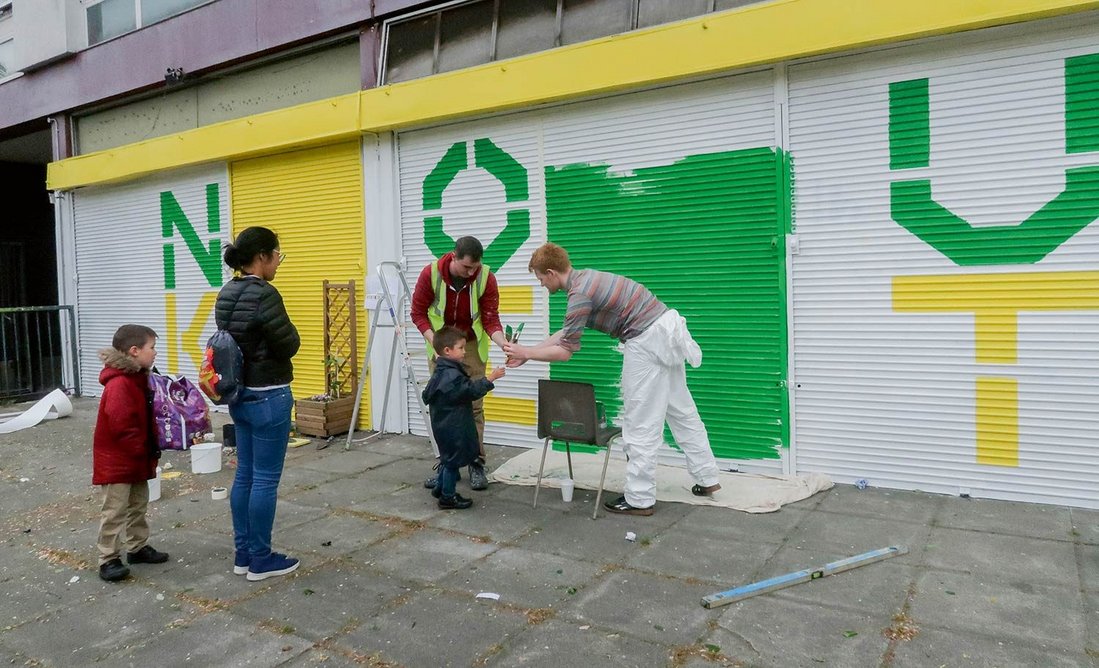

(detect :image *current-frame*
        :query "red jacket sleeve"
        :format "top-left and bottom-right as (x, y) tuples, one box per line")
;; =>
(410, 263), (435, 335)
(479, 272), (503, 337)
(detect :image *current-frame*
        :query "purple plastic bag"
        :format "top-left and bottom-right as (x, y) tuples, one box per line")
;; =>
(149, 373), (211, 450)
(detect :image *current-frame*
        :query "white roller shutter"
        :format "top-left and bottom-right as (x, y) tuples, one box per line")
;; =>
(73, 166), (230, 395)
(787, 15), (1099, 507)
(397, 118), (546, 448)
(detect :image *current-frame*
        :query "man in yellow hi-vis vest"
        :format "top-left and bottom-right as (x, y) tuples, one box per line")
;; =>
(411, 236), (508, 491)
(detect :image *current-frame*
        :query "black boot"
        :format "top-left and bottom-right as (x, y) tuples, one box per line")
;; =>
(99, 558), (131, 582)
(438, 493), (473, 510)
(127, 545), (170, 564)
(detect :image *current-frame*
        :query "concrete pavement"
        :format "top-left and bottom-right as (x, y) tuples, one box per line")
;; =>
(0, 396), (1096, 667)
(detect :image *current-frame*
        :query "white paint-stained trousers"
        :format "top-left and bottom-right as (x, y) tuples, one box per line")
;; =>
(620, 310), (720, 509)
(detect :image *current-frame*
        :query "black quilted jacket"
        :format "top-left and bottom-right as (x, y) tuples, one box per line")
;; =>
(215, 276), (300, 387)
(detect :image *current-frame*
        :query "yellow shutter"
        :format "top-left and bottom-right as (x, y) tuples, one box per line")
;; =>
(229, 141), (370, 427)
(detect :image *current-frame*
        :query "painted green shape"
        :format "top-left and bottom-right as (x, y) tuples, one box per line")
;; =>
(891, 165), (1099, 265)
(546, 148), (786, 461)
(205, 183), (221, 233)
(423, 141), (467, 210)
(474, 137), (529, 201)
(483, 208), (530, 271)
(160, 186), (223, 289)
(162, 245), (176, 291)
(889, 56), (1099, 265)
(1066, 52), (1099, 154)
(423, 215), (451, 261)
(889, 79), (930, 169)
(421, 138), (531, 268)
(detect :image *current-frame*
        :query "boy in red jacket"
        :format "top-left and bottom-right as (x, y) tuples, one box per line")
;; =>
(93, 324), (169, 582)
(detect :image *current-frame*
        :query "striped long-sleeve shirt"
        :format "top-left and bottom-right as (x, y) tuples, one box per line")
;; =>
(558, 269), (668, 352)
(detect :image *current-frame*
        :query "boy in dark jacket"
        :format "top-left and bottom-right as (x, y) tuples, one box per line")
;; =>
(422, 326), (504, 509)
(93, 324), (169, 582)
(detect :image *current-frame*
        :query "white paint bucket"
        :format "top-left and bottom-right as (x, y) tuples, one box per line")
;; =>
(190, 443), (222, 474)
(148, 466), (162, 502)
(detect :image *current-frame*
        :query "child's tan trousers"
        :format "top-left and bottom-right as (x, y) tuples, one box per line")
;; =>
(97, 483), (150, 564)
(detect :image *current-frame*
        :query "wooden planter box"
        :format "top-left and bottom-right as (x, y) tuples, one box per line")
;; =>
(294, 396), (356, 437)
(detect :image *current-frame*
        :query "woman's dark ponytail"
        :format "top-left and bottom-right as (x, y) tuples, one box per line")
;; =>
(223, 227), (279, 270)
(223, 243), (242, 270)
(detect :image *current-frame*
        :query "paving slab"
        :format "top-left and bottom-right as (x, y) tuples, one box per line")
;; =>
(909, 569), (1088, 648)
(352, 434), (438, 461)
(282, 648), (365, 667)
(296, 448), (402, 476)
(1079, 542), (1099, 592)
(275, 511), (395, 558)
(513, 501), (691, 565)
(146, 487), (234, 528)
(625, 525), (780, 587)
(125, 527), (256, 604)
(923, 526), (1079, 587)
(109, 609), (313, 666)
(0, 579), (202, 665)
(425, 496), (541, 544)
(485, 618), (672, 667)
(0, 539), (112, 630)
(352, 527), (499, 583)
(1084, 589), (1099, 656)
(286, 474), (406, 511)
(1070, 507), (1099, 545)
(712, 596), (891, 667)
(279, 465), (348, 496)
(439, 546), (604, 609)
(331, 589), (530, 667)
(813, 484), (943, 524)
(889, 625), (1094, 667)
(231, 562), (414, 642)
(346, 482), (452, 521)
(938, 495), (1076, 542)
(567, 568), (720, 646)
(674, 503), (811, 544)
(784, 510), (930, 555)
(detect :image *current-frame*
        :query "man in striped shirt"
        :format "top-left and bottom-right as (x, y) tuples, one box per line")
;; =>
(504, 243), (721, 516)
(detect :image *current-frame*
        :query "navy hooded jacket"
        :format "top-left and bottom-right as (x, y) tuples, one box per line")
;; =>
(422, 357), (494, 468)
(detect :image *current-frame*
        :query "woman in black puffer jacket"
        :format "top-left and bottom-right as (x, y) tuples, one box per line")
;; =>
(216, 226), (301, 582)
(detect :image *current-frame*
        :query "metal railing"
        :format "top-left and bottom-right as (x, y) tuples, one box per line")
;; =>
(0, 306), (79, 401)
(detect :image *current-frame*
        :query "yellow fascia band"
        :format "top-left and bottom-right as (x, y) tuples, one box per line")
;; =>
(48, 0), (1099, 190)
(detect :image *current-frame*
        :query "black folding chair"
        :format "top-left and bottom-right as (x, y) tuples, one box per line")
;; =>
(534, 379), (623, 519)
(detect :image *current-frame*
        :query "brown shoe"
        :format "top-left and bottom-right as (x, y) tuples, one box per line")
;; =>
(604, 496), (654, 516)
(691, 483), (722, 497)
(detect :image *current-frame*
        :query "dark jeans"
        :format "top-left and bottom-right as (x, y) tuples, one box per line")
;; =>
(434, 465), (460, 498)
(228, 386), (293, 560)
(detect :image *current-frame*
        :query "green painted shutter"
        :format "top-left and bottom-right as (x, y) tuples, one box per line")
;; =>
(546, 148), (786, 461)
(540, 73), (786, 462)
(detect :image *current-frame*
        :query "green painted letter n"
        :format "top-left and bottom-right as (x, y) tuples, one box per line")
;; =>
(161, 183), (223, 289)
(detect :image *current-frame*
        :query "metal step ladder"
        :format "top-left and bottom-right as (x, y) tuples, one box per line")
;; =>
(345, 260), (438, 455)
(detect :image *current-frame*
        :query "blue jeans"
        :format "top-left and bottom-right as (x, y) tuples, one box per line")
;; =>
(435, 465), (459, 498)
(228, 387), (293, 560)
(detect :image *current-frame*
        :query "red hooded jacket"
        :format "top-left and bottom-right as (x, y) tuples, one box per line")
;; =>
(410, 252), (503, 340)
(93, 348), (159, 485)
